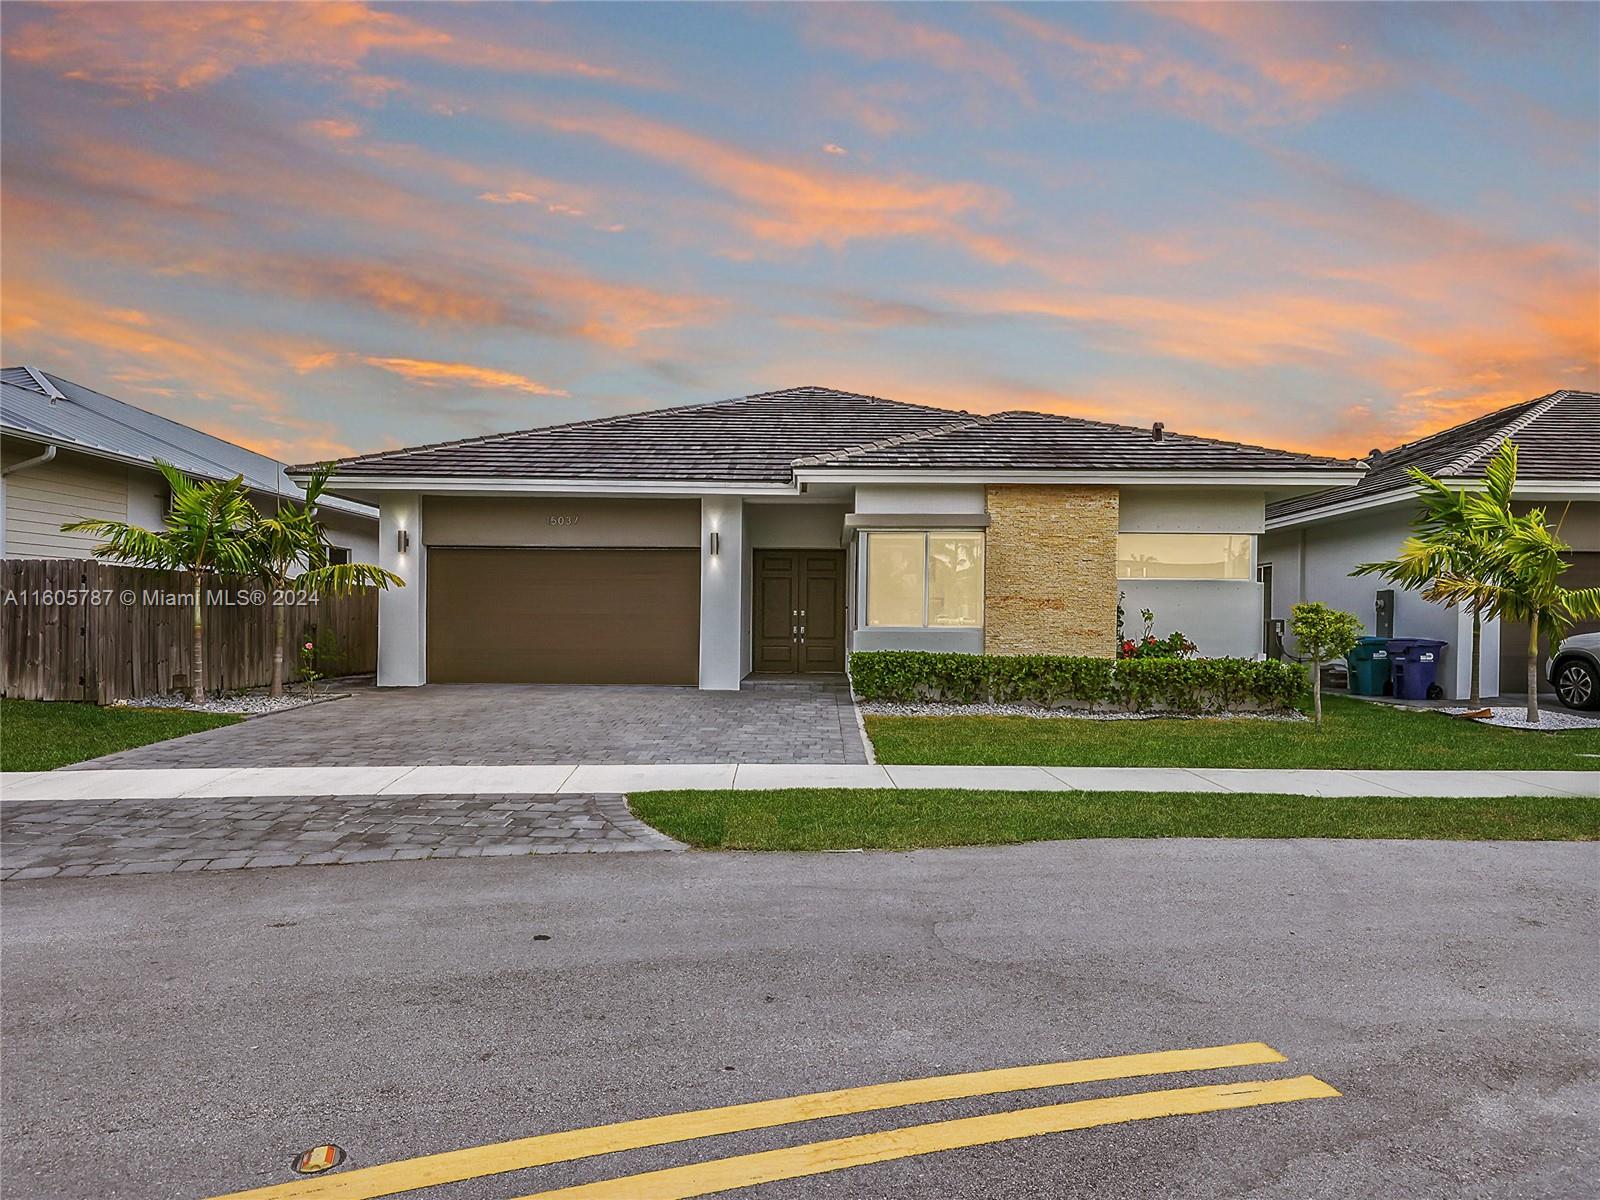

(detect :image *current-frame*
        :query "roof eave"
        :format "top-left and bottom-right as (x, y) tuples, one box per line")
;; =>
(793, 467), (1369, 488)
(314, 474), (800, 497)
(1266, 473), (1600, 531)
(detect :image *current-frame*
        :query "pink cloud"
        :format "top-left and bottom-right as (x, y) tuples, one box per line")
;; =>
(4, 1), (636, 98)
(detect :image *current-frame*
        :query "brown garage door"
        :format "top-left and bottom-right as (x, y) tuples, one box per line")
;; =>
(1500, 551), (1600, 694)
(427, 548), (699, 684)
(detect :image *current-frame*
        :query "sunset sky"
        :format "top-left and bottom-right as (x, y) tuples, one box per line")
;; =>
(2, 1), (1595, 463)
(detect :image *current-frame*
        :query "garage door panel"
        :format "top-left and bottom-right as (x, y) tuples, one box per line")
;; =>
(1500, 551), (1599, 693)
(427, 548), (699, 684)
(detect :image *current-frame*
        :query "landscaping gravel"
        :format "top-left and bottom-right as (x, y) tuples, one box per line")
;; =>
(859, 701), (1308, 722)
(110, 692), (336, 716)
(1441, 706), (1600, 732)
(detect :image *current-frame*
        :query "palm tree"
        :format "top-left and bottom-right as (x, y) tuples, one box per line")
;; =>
(250, 465), (403, 697)
(1353, 443), (1517, 706)
(1432, 496), (1600, 723)
(64, 462), (255, 702)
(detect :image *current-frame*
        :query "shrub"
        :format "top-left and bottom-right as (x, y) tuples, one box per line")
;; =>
(849, 650), (1306, 712)
(1116, 602), (1197, 660)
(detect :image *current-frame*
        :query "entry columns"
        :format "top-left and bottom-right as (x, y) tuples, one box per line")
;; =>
(378, 492), (426, 686)
(699, 497), (745, 690)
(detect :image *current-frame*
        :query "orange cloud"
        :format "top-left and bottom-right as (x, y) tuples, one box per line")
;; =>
(997, 9), (1256, 113)
(303, 118), (363, 141)
(352, 356), (567, 396)
(1150, 2), (1392, 113)
(507, 104), (1011, 255)
(5, 133), (714, 348)
(800, 5), (1029, 96)
(953, 287), (1404, 370)
(3, 1), (632, 97)
(1, 272), (355, 460)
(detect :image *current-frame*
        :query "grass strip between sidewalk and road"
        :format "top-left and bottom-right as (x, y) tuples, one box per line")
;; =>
(0, 699), (242, 772)
(630, 788), (1600, 851)
(863, 694), (1600, 770)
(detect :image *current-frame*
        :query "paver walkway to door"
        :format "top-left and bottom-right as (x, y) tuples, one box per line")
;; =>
(69, 678), (869, 768)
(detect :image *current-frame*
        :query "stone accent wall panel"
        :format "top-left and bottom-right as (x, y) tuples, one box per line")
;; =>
(984, 485), (1119, 656)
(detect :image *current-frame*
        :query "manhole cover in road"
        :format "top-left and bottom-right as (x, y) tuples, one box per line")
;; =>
(292, 1145), (346, 1175)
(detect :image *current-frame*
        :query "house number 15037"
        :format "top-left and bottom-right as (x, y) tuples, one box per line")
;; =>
(547, 515), (580, 527)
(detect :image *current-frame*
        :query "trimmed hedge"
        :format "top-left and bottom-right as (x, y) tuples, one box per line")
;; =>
(849, 650), (1306, 713)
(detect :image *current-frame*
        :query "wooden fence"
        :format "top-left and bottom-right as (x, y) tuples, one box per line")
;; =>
(1, 559), (378, 703)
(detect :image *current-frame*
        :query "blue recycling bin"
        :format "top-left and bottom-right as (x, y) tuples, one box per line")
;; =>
(1390, 638), (1448, 700)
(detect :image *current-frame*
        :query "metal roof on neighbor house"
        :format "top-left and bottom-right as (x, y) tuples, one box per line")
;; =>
(1267, 389), (1600, 525)
(310, 385), (1364, 485)
(1, 367), (375, 520)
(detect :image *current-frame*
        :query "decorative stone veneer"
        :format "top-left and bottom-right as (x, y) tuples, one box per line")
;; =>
(984, 485), (1119, 657)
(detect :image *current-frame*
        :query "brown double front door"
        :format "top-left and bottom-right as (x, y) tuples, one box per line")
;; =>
(753, 550), (845, 674)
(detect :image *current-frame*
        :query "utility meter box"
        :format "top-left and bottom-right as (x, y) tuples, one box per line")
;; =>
(1375, 589), (1395, 638)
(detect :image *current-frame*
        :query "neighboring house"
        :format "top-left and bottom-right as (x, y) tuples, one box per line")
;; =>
(1261, 390), (1599, 699)
(0, 367), (377, 563)
(299, 386), (1362, 690)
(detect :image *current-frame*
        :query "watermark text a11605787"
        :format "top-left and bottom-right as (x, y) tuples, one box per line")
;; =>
(2, 586), (324, 609)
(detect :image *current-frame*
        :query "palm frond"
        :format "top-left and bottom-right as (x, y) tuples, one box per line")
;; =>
(297, 563), (405, 596)
(1480, 440), (1518, 509)
(59, 520), (178, 568)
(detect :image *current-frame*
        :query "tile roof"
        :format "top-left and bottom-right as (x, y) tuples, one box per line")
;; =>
(1267, 389), (1600, 524)
(1, 367), (375, 519)
(793, 409), (1357, 473)
(316, 385), (1361, 484)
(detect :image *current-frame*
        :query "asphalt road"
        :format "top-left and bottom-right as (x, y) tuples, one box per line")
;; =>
(3, 839), (1596, 1200)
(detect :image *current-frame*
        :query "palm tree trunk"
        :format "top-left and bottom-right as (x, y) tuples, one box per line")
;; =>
(1526, 613), (1539, 723)
(190, 574), (206, 703)
(271, 600), (286, 698)
(1469, 606), (1481, 706)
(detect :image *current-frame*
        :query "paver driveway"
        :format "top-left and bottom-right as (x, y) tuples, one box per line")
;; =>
(71, 678), (869, 767)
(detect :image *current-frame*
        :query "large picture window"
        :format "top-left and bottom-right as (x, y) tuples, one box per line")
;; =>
(1116, 533), (1253, 580)
(865, 531), (984, 627)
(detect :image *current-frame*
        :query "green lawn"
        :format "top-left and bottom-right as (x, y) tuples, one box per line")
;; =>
(631, 788), (1600, 851)
(0, 699), (242, 772)
(864, 694), (1600, 770)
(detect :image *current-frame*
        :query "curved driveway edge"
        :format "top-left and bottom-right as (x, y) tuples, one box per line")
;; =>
(0, 793), (684, 881)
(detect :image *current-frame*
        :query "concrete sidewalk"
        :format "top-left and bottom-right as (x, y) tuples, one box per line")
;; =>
(2, 765), (1594, 800)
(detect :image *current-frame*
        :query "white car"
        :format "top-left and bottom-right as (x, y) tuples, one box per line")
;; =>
(1548, 632), (1600, 711)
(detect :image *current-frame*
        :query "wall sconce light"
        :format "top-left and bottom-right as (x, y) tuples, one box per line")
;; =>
(709, 531), (720, 557)
(397, 529), (411, 554)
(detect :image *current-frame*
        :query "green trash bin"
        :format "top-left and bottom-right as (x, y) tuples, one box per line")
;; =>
(1346, 636), (1392, 696)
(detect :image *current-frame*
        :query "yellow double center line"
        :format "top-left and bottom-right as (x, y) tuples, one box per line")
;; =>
(213, 1042), (1334, 1200)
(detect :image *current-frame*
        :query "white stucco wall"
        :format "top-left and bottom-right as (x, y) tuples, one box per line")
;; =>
(854, 484), (987, 514)
(1118, 487), (1265, 534)
(1119, 580), (1263, 658)
(1117, 487), (1265, 658)
(321, 508), (379, 564)
(1259, 507), (1492, 699)
(377, 493), (426, 686)
(699, 497), (744, 690)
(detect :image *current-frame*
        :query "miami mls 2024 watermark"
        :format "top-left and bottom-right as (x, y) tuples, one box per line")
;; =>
(2, 587), (324, 609)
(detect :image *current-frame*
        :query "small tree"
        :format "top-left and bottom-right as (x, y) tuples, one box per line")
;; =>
(1353, 442), (1516, 706)
(249, 465), (403, 697)
(1290, 602), (1362, 728)
(63, 462), (255, 702)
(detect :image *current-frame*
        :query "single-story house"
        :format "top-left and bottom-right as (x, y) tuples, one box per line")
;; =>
(1261, 389), (1599, 699)
(303, 386), (1362, 690)
(1, 366), (378, 562)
